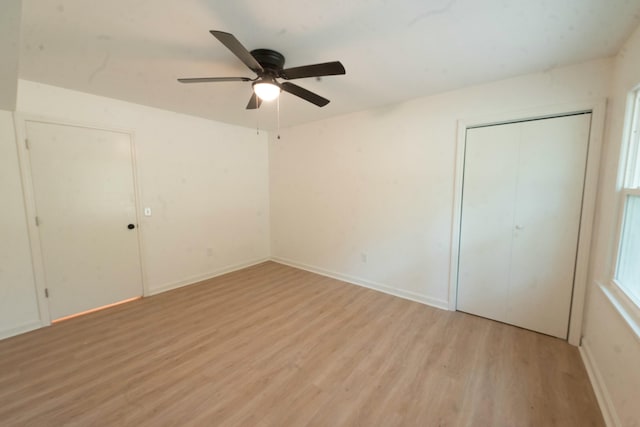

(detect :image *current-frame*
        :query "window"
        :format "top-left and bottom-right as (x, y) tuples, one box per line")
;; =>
(614, 89), (640, 307)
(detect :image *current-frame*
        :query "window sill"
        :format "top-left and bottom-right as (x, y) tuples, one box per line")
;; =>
(597, 281), (640, 344)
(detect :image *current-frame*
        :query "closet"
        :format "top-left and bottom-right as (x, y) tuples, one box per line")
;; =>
(457, 113), (591, 338)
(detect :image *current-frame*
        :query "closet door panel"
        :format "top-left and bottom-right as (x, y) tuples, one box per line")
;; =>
(457, 124), (520, 320)
(507, 114), (591, 338)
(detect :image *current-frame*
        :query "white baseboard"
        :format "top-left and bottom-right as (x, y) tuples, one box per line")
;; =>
(271, 256), (449, 310)
(579, 337), (621, 427)
(0, 319), (43, 341)
(147, 257), (270, 296)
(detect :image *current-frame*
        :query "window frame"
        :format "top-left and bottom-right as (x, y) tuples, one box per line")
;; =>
(613, 190), (640, 306)
(611, 87), (640, 312)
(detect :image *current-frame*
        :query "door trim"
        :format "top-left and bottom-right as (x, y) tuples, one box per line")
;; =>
(13, 114), (147, 327)
(448, 100), (607, 345)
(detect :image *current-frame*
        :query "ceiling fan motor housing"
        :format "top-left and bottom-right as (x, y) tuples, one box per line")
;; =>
(250, 49), (286, 74)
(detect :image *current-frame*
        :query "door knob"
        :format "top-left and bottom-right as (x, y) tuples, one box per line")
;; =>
(127, 224), (136, 230)
(515, 225), (524, 230)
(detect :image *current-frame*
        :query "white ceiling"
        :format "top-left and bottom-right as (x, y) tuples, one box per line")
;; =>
(19, 0), (640, 129)
(0, 0), (22, 110)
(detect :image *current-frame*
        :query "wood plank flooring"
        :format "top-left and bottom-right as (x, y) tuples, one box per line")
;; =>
(0, 261), (604, 426)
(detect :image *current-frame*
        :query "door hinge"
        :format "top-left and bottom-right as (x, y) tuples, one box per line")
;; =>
(35, 216), (40, 226)
(25, 139), (29, 150)
(45, 288), (49, 298)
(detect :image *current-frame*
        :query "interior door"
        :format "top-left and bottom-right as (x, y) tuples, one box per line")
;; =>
(26, 121), (143, 320)
(457, 113), (591, 339)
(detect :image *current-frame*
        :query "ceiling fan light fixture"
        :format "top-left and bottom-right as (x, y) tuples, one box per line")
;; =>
(253, 80), (281, 101)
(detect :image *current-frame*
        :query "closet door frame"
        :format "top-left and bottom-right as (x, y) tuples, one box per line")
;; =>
(448, 100), (607, 346)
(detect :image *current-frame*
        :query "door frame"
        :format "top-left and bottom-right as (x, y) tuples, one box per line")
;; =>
(13, 114), (148, 327)
(448, 100), (607, 345)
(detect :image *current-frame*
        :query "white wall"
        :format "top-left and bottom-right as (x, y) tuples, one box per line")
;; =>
(17, 80), (271, 295)
(581, 25), (640, 427)
(0, 80), (270, 336)
(270, 58), (611, 308)
(0, 110), (41, 339)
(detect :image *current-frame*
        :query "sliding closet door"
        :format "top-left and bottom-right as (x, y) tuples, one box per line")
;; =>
(457, 113), (591, 339)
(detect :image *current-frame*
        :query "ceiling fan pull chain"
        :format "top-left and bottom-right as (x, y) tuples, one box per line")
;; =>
(256, 104), (260, 135)
(277, 96), (281, 140)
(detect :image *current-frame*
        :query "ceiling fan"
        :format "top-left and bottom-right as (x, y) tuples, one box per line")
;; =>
(178, 31), (346, 109)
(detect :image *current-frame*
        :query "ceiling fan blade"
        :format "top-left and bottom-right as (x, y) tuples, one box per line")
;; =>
(280, 61), (345, 80)
(210, 30), (264, 74)
(177, 77), (253, 83)
(246, 92), (262, 110)
(280, 82), (330, 107)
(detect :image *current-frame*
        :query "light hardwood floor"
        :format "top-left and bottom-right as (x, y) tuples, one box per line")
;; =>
(0, 261), (604, 426)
